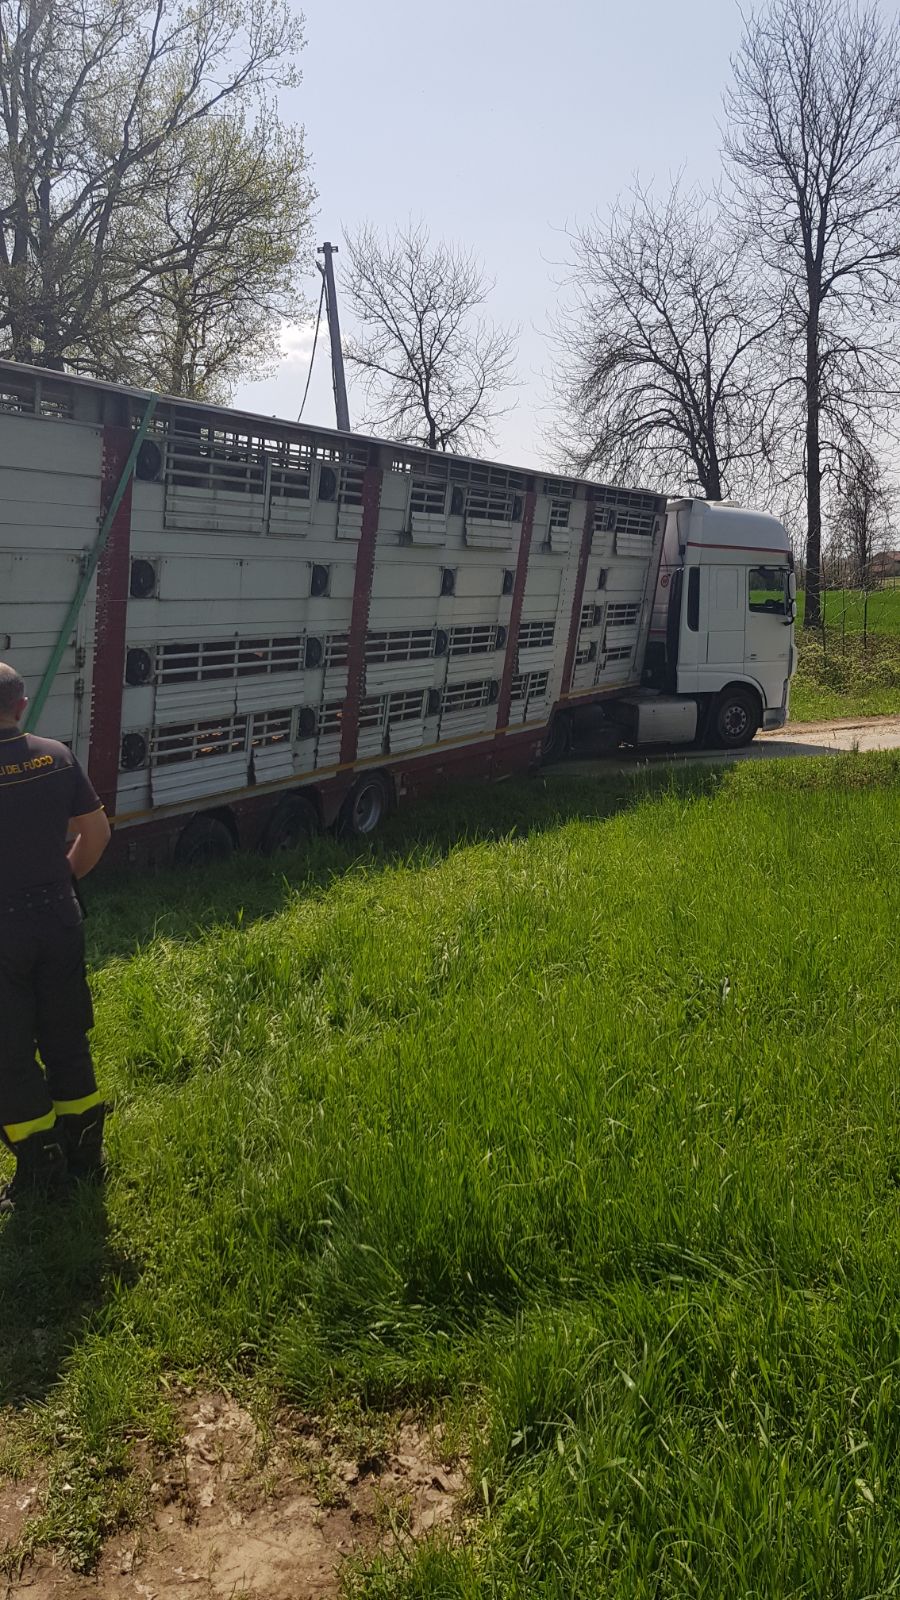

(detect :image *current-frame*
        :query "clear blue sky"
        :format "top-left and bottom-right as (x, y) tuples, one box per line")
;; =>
(235, 0), (745, 467)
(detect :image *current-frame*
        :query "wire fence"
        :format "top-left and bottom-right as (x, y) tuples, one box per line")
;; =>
(798, 581), (900, 654)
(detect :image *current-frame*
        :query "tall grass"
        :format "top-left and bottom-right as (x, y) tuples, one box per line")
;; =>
(792, 587), (900, 719)
(791, 632), (900, 720)
(2, 754), (900, 1594)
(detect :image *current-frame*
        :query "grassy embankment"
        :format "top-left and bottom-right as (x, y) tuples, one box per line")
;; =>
(2, 752), (900, 1595)
(792, 586), (900, 720)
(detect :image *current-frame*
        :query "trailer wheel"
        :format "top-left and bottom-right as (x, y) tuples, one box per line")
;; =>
(540, 714), (572, 764)
(261, 794), (319, 855)
(711, 688), (761, 749)
(339, 773), (390, 838)
(174, 815), (235, 868)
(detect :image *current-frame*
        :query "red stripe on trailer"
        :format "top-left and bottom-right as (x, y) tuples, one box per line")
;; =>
(495, 486), (537, 733)
(561, 494), (595, 694)
(88, 427), (134, 814)
(340, 450), (383, 766)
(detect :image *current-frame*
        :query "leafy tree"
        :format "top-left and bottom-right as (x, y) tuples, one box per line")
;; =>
(0, 0), (314, 397)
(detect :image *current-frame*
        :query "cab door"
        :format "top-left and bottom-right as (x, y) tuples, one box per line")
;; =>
(745, 564), (793, 679)
(706, 565), (746, 668)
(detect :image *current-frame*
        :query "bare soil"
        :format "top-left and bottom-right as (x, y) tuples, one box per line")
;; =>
(1, 1393), (466, 1600)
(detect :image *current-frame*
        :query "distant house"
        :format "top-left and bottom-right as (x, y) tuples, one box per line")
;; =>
(873, 549), (900, 582)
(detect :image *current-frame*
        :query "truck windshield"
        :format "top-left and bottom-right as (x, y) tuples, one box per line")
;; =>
(748, 566), (790, 616)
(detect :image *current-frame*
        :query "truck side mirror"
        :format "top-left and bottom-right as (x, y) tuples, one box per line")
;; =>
(788, 572), (797, 599)
(785, 598), (797, 623)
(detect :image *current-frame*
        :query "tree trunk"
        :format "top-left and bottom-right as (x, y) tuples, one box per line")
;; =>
(703, 394), (722, 500)
(705, 454), (723, 501)
(170, 308), (190, 395)
(803, 306), (822, 630)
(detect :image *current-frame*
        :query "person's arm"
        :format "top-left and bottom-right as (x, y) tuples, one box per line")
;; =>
(68, 808), (111, 879)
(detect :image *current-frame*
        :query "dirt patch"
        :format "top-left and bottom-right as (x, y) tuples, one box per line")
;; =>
(2, 1393), (466, 1600)
(1, 1475), (45, 1566)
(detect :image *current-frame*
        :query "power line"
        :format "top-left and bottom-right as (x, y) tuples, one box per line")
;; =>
(298, 275), (326, 420)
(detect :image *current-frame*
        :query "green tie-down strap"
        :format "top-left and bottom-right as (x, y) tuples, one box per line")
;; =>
(25, 393), (158, 733)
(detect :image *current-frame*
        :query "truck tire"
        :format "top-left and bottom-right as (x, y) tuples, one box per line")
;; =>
(540, 714), (573, 764)
(174, 815), (235, 868)
(261, 794), (319, 855)
(338, 773), (390, 838)
(711, 688), (761, 749)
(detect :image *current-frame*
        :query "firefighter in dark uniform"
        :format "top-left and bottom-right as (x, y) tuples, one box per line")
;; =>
(0, 661), (111, 1213)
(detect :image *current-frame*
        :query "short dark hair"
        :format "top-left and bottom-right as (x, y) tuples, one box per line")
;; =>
(0, 662), (26, 718)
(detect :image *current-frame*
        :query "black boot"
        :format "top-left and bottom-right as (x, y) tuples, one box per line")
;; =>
(0, 1128), (68, 1215)
(58, 1103), (107, 1184)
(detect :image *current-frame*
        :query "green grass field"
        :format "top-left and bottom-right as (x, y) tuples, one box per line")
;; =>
(2, 754), (900, 1595)
(796, 584), (900, 635)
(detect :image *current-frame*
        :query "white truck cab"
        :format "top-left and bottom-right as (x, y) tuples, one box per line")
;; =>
(620, 499), (796, 749)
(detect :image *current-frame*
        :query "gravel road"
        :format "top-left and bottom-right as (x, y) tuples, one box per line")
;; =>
(552, 714), (900, 776)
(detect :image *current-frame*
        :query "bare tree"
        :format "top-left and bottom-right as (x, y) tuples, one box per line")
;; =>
(341, 223), (518, 452)
(830, 437), (894, 589)
(0, 0), (314, 395)
(553, 183), (779, 499)
(725, 0), (900, 628)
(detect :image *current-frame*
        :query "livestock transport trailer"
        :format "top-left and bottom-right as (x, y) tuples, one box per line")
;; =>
(0, 361), (796, 866)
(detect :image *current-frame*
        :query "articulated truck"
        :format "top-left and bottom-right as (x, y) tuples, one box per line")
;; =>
(0, 360), (796, 866)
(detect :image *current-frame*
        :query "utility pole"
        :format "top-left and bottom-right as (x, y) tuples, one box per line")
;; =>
(318, 242), (351, 433)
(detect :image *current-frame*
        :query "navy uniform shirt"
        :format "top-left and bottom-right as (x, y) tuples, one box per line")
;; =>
(0, 727), (102, 894)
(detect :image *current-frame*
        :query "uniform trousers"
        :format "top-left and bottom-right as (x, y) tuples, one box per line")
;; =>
(0, 885), (100, 1147)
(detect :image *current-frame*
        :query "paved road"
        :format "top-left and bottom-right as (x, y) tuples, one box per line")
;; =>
(551, 714), (900, 777)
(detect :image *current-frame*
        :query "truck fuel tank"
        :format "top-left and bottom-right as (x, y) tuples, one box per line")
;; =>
(617, 694), (698, 746)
